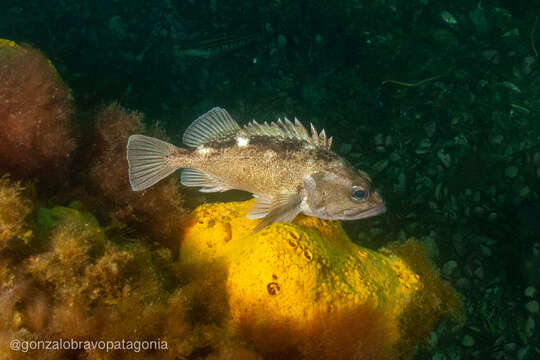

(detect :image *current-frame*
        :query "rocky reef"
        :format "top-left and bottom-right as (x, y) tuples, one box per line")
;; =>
(0, 39), (462, 359)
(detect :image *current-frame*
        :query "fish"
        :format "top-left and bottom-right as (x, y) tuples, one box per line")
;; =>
(126, 107), (386, 231)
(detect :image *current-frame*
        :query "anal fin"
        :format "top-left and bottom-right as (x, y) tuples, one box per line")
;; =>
(180, 168), (231, 192)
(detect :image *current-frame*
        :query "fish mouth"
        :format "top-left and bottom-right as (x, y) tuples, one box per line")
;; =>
(343, 203), (387, 220)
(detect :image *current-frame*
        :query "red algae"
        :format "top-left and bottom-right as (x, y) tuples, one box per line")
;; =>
(0, 202), (243, 359)
(88, 103), (188, 248)
(0, 175), (32, 251)
(0, 40), (77, 182)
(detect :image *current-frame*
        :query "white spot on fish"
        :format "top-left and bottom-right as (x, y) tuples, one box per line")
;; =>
(236, 135), (250, 147)
(196, 146), (212, 155)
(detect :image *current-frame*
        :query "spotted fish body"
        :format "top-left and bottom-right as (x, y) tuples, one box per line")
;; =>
(127, 108), (386, 231)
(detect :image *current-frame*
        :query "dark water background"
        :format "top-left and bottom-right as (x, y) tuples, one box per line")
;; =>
(1, 0), (540, 358)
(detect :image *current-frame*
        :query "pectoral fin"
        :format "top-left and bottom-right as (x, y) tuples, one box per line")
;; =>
(247, 193), (303, 232)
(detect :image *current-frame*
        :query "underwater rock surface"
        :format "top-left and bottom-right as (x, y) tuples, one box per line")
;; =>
(181, 200), (462, 359)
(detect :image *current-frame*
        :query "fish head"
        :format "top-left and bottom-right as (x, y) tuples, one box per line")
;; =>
(303, 169), (386, 221)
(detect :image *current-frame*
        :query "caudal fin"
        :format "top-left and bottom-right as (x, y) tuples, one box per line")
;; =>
(127, 135), (181, 191)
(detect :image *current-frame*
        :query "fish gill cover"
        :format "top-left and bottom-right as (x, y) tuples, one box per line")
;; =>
(0, 0), (539, 359)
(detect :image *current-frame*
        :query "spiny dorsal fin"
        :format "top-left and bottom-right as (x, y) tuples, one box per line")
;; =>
(243, 117), (333, 150)
(183, 107), (241, 147)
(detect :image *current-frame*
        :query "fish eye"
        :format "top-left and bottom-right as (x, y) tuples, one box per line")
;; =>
(349, 186), (369, 202)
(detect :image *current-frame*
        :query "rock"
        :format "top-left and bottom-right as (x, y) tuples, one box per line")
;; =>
(420, 235), (439, 260)
(455, 133), (470, 145)
(474, 235), (497, 246)
(505, 166), (518, 178)
(533, 152), (540, 164)
(434, 183), (443, 201)
(396, 172), (407, 192)
(426, 331), (438, 348)
(473, 206), (485, 215)
(525, 286), (536, 298)
(504, 342), (517, 352)
(526, 300), (539, 314)
(519, 186), (530, 198)
(373, 159), (389, 173)
(108, 16), (128, 40)
(390, 152), (401, 162)
(416, 138), (431, 154)
(424, 121), (436, 137)
(437, 149), (451, 168)
(473, 266), (484, 279)
(491, 134), (504, 145)
(432, 29), (459, 48)
(517, 347), (528, 360)
(440, 11), (458, 24)
(525, 316), (535, 337)
(277, 34), (287, 48)
(480, 244), (492, 257)
(374, 133), (384, 145)
(503, 28), (520, 37)
(469, 6), (489, 33)
(461, 334), (475, 347)
(442, 260), (458, 278)
(452, 234), (466, 257)
(482, 50), (500, 64)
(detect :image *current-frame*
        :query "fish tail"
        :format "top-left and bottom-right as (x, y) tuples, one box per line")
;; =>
(127, 135), (186, 191)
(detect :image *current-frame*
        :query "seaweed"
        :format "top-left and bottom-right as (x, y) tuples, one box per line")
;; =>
(0, 40), (77, 182)
(0, 175), (32, 252)
(88, 103), (188, 249)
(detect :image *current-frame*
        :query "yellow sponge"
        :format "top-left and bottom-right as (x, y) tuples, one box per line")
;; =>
(180, 200), (461, 359)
